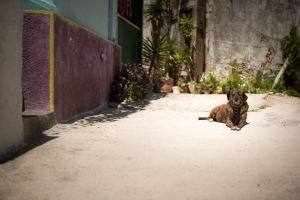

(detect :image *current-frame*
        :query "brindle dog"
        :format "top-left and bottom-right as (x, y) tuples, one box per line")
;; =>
(198, 89), (249, 131)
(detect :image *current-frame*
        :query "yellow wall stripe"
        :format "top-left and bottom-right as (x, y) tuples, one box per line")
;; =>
(49, 12), (54, 111)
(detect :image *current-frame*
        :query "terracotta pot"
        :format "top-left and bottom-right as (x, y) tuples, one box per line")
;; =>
(203, 89), (210, 94)
(182, 88), (190, 93)
(161, 83), (173, 93)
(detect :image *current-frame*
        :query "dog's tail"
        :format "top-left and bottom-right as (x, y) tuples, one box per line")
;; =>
(198, 117), (209, 120)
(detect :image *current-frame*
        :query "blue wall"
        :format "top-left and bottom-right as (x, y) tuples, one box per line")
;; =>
(24, 0), (118, 41)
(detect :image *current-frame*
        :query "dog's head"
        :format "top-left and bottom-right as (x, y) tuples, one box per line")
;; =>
(227, 89), (248, 112)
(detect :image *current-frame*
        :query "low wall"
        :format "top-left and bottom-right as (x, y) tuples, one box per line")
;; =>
(22, 11), (121, 123)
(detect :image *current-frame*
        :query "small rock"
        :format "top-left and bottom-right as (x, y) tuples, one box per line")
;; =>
(268, 92), (274, 95)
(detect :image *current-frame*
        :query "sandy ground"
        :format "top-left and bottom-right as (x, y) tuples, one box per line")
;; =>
(1, 94), (300, 200)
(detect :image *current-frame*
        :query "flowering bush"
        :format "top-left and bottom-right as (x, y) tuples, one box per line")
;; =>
(111, 64), (154, 102)
(196, 72), (218, 92)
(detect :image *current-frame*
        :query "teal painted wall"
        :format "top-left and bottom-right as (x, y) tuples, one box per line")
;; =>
(24, 0), (118, 41)
(24, 0), (57, 11)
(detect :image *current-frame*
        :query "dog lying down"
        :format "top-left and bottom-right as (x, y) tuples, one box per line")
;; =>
(198, 89), (249, 131)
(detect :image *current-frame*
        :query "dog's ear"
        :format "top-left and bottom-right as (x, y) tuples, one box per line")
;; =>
(243, 93), (248, 101)
(227, 90), (232, 100)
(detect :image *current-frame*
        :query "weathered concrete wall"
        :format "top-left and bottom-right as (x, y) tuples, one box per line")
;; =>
(206, 0), (300, 80)
(54, 15), (121, 122)
(0, 0), (24, 156)
(22, 13), (50, 111)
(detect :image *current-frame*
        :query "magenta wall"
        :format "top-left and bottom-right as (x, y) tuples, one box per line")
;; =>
(22, 13), (50, 111)
(54, 15), (121, 122)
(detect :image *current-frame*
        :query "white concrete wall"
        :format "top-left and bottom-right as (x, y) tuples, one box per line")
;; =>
(0, 0), (24, 156)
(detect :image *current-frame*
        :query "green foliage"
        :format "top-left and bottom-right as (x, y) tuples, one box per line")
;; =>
(178, 76), (190, 89)
(144, 0), (168, 34)
(151, 69), (164, 93)
(179, 13), (196, 38)
(196, 71), (218, 92)
(227, 59), (243, 90)
(212, 59), (291, 95)
(111, 64), (154, 102)
(142, 34), (167, 75)
(251, 71), (286, 94)
(164, 38), (179, 71)
(272, 78), (286, 93)
(286, 88), (300, 97)
(280, 23), (300, 93)
(252, 71), (263, 89)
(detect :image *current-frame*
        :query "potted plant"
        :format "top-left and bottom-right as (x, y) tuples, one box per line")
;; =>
(195, 72), (218, 94)
(161, 77), (174, 93)
(178, 76), (190, 93)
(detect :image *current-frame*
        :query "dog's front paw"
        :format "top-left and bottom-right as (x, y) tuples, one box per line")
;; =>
(231, 126), (241, 131)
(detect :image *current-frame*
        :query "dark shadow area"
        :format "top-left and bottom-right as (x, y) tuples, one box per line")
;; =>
(0, 134), (58, 164)
(61, 93), (168, 128)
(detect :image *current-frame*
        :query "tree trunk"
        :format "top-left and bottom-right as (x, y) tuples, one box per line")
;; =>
(272, 58), (289, 89)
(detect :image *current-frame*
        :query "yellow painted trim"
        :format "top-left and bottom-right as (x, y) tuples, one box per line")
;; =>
(24, 9), (123, 111)
(24, 10), (52, 14)
(49, 12), (55, 111)
(118, 14), (140, 30)
(55, 14), (121, 48)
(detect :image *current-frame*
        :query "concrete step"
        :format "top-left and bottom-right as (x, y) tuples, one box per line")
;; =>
(22, 111), (56, 140)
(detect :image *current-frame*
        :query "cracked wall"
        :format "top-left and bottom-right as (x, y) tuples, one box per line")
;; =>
(205, 0), (300, 80)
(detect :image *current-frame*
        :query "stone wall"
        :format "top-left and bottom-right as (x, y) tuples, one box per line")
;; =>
(205, 0), (300, 80)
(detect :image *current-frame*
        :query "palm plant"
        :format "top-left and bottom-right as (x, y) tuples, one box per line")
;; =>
(142, 34), (167, 75)
(164, 38), (180, 82)
(179, 13), (196, 39)
(144, 0), (168, 35)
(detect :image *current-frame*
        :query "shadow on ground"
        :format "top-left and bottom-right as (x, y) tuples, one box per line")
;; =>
(0, 134), (58, 164)
(60, 93), (168, 128)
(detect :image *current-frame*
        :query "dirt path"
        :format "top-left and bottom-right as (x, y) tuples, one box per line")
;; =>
(1, 94), (300, 200)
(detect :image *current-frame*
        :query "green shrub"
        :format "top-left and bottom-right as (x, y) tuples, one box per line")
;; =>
(252, 71), (263, 89)
(281, 23), (300, 93)
(286, 88), (300, 97)
(151, 69), (164, 93)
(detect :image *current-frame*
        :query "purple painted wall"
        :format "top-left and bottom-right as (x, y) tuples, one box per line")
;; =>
(54, 15), (121, 122)
(22, 13), (50, 111)
(22, 12), (121, 122)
